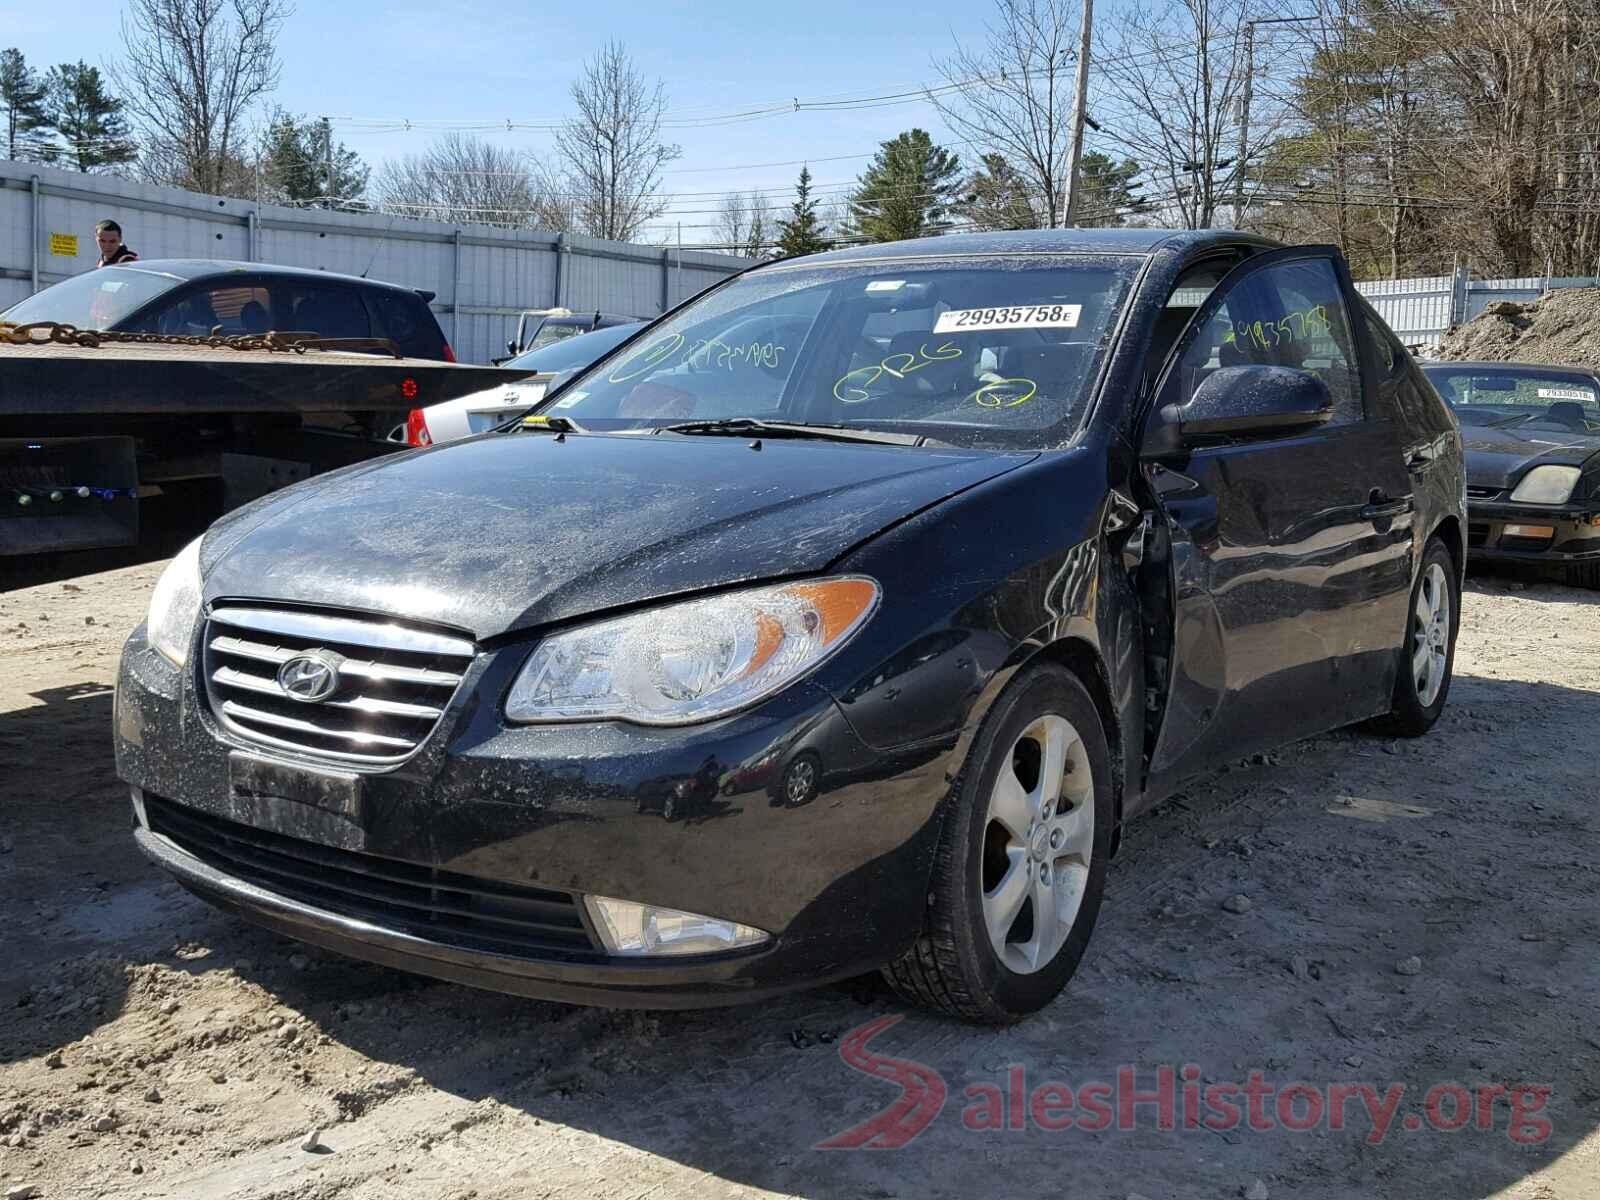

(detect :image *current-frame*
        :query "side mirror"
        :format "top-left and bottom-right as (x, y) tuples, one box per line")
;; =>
(507, 339), (518, 356)
(1142, 365), (1333, 458)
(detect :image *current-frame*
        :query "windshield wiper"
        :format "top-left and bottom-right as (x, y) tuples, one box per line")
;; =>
(655, 418), (926, 446)
(506, 413), (582, 434)
(1487, 412), (1536, 429)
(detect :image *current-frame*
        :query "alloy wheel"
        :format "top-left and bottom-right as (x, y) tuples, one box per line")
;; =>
(1412, 562), (1450, 708)
(979, 714), (1095, 975)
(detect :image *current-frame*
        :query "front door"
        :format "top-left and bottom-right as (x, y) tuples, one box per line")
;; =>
(1143, 247), (1415, 791)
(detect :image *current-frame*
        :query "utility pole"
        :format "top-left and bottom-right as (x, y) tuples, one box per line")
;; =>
(1061, 0), (1095, 227)
(1233, 15), (1316, 229)
(322, 116), (334, 211)
(1233, 22), (1255, 229)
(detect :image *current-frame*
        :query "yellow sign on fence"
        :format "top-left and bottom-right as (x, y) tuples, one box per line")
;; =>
(48, 232), (79, 257)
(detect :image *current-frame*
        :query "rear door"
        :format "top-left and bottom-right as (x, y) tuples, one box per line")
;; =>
(1143, 247), (1415, 790)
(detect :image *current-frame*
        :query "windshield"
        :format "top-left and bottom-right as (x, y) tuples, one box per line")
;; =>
(536, 255), (1139, 450)
(507, 323), (643, 373)
(527, 320), (595, 352)
(1424, 366), (1600, 432)
(2, 267), (176, 330)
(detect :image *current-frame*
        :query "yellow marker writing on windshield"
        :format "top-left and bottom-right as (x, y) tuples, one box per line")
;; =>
(608, 333), (685, 384)
(971, 378), (1037, 408)
(832, 342), (962, 404)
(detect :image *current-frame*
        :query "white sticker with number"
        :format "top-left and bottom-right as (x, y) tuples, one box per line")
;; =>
(1536, 386), (1595, 402)
(933, 304), (1081, 333)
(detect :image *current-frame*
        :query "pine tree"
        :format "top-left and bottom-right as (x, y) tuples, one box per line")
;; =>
(846, 129), (961, 243)
(960, 153), (1038, 230)
(261, 111), (369, 208)
(1, 49), (49, 161)
(1075, 153), (1144, 227)
(45, 63), (135, 171)
(774, 166), (829, 257)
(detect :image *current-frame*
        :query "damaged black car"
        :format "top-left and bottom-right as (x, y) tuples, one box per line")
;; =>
(1420, 361), (1600, 587)
(115, 230), (1465, 1024)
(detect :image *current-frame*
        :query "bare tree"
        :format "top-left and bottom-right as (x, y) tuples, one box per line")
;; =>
(553, 42), (680, 242)
(714, 190), (770, 255)
(113, 0), (290, 195)
(1095, 0), (1263, 229)
(930, 0), (1079, 228)
(373, 133), (570, 230)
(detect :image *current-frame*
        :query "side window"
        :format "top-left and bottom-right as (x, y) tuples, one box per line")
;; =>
(1361, 303), (1445, 430)
(1361, 309), (1396, 377)
(277, 285), (371, 339)
(138, 284), (274, 336)
(1171, 256), (1364, 426)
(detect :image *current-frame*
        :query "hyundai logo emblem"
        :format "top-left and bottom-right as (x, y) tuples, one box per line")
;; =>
(276, 650), (343, 703)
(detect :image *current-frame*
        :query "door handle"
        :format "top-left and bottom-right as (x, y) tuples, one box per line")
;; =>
(1360, 491), (1414, 521)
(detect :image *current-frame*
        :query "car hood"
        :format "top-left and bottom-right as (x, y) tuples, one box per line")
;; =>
(1459, 418), (1600, 488)
(201, 431), (1035, 640)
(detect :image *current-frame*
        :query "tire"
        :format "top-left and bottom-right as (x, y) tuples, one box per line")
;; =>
(1370, 537), (1459, 737)
(1564, 560), (1600, 590)
(772, 751), (821, 808)
(883, 664), (1114, 1024)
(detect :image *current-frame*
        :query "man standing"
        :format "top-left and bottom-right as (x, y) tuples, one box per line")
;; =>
(94, 219), (138, 267)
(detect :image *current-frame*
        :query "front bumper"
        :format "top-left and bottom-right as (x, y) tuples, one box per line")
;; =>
(1466, 499), (1600, 564)
(116, 624), (954, 1008)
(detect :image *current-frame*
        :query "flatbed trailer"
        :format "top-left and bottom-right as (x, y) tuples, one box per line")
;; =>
(0, 330), (530, 559)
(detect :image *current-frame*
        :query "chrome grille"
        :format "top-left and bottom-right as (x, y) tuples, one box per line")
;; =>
(203, 605), (474, 764)
(1466, 485), (1502, 501)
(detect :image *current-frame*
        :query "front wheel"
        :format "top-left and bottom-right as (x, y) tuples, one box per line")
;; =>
(1371, 537), (1459, 737)
(883, 664), (1113, 1024)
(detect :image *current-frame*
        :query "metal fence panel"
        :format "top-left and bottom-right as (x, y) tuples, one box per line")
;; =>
(0, 162), (750, 363)
(1355, 275), (1455, 350)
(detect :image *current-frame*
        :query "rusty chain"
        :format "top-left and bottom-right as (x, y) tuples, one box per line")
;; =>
(0, 320), (403, 358)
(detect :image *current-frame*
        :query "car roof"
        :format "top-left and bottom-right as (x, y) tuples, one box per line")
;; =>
(104, 259), (425, 296)
(1422, 360), (1599, 379)
(786, 228), (1279, 266)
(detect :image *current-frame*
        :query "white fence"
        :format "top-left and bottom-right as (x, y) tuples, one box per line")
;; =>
(0, 162), (751, 363)
(1356, 267), (1600, 352)
(4, 167), (1592, 361)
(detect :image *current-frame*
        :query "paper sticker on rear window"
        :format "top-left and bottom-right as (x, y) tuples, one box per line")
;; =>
(934, 304), (1081, 333)
(865, 280), (906, 293)
(1536, 386), (1595, 402)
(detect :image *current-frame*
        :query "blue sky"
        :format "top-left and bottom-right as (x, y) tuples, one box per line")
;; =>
(11, 0), (1002, 245)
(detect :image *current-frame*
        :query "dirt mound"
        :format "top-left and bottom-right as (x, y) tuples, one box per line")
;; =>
(1437, 286), (1600, 365)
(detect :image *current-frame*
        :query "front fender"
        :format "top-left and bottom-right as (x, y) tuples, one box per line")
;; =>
(814, 452), (1148, 832)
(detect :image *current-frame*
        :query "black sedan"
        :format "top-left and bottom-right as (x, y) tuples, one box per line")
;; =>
(1421, 361), (1600, 587)
(114, 230), (1464, 1024)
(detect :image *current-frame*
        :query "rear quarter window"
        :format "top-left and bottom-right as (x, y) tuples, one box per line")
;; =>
(368, 291), (448, 359)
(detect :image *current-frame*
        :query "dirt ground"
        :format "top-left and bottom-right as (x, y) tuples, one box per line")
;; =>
(1436, 287), (1600, 366)
(1, 557), (1597, 1200)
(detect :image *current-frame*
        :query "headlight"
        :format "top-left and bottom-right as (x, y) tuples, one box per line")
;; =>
(1510, 465), (1581, 504)
(146, 536), (204, 666)
(505, 576), (879, 725)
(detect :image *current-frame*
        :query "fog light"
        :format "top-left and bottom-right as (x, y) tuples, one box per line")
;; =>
(1503, 523), (1555, 538)
(584, 895), (770, 957)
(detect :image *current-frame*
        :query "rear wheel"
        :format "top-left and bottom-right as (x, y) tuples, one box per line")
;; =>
(1371, 537), (1458, 737)
(883, 664), (1113, 1024)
